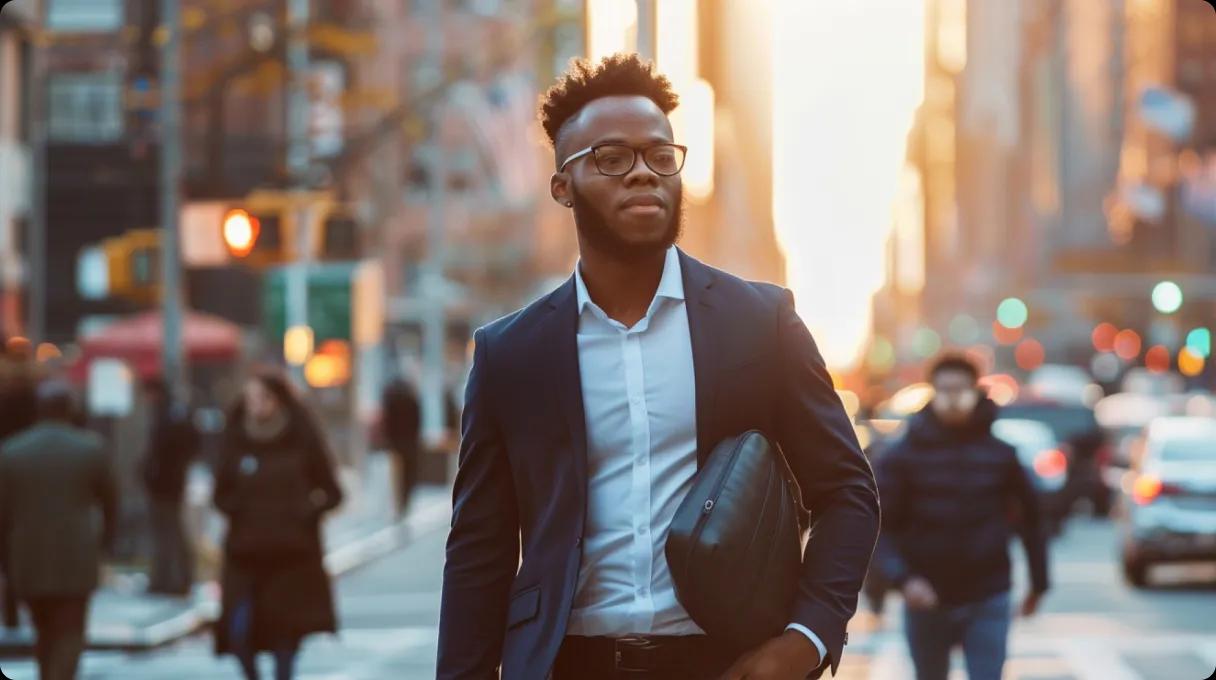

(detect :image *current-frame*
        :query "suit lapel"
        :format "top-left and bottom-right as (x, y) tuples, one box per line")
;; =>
(679, 250), (722, 467)
(543, 276), (589, 504)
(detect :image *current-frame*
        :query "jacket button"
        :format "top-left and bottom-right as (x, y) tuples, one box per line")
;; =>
(574, 536), (583, 548)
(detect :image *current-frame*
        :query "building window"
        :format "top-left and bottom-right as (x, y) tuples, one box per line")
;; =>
(48, 73), (124, 143)
(47, 0), (124, 32)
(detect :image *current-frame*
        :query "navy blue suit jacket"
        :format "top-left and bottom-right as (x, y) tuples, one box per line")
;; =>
(438, 250), (880, 679)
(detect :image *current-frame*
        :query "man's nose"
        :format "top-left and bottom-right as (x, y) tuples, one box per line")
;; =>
(622, 157), (660, 187)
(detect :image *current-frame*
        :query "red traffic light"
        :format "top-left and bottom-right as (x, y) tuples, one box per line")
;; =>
(222, 209), (260, 258)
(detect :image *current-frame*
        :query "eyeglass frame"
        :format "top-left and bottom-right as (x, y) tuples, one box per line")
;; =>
(557, 142), (688, 177)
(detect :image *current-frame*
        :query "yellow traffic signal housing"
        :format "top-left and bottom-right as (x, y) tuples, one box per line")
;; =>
(223, 190), (358, 266)
(102, 229), (161, 304)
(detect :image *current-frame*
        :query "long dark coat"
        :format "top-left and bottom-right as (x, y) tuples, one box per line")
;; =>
(212, 409), (343, 655)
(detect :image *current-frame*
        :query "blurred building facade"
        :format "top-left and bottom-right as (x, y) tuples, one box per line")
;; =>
(0, 3), (34, 338)
(872, 0), (1216, 386)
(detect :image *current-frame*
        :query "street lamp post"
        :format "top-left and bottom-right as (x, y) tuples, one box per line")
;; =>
(160, 0), (186, 397)
(286, 0), (312, 385)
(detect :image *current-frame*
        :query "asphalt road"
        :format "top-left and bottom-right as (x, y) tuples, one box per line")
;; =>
(1, 514), (1213, 679)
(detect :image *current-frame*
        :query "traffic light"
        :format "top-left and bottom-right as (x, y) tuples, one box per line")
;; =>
(222, 209), (259, 257)
(219, 190), (359, 266)
(101, 229), (161, 303)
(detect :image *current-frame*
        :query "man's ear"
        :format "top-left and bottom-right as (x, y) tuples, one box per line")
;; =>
(551, 173), (572, 207)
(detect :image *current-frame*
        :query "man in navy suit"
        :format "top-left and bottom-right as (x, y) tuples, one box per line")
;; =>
(438, 54), (880, 680)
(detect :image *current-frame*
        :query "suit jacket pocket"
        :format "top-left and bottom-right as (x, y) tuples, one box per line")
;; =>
(506, 586), (540, 629)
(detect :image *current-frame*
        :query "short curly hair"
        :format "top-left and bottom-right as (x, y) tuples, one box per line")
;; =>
(538, 53), (680, 149)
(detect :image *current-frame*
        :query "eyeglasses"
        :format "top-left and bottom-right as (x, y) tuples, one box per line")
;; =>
(558, 143), (687, 177)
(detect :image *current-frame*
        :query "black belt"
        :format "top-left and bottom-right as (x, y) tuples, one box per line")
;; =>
(555, 635), (735, 678)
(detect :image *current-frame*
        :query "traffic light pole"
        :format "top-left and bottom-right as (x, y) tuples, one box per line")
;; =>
(159, 0), (186, 397)
(420, 0), (447, 450)
(286, 0), (312, 385)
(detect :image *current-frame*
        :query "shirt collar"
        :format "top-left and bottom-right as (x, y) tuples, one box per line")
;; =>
(574, 246), (685, 314)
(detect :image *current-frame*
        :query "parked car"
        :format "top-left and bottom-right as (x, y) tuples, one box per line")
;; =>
(1118, 417), (1216, 588)
(1001, 399), (1113, 517)
(992, 418), (1069, 535)
(1027, 364), (1097, 405)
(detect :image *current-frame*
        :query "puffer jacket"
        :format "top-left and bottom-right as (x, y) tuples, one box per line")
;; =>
(874, 399), (1049, 605)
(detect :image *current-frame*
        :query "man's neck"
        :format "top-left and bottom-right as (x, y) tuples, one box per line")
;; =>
(578, 246), (668, 328)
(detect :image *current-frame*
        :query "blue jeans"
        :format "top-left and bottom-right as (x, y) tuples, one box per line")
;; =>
(903, 591), (1011, 680)
(230, 597), (299, 680)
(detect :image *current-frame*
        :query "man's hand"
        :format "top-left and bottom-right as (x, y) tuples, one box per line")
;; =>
(901, 576), (939, 610)
(718, 630), (822, 680)
(1020, 591), (1044, 618)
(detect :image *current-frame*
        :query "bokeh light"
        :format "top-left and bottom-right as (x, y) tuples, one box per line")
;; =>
(992, 321), (1023, 346)
(1185, 327), (1211, 358)
(1091, 322), (1118, 353)
(1015, 338), (1045, 371)
(1144, 345), (1171, 373)
(979, 373), (1020, 406)
(1150, 281), (1183, 314)
(1179, 347), (1205, 377)
(996, 297), (1029, 329)
(1114, 329), (1142, 360)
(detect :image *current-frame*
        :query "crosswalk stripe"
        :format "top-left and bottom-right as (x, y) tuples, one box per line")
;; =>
(1055, 638), (1142, 680)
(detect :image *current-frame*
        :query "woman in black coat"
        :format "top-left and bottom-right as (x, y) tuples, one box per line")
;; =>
(213, 370), (343, 680)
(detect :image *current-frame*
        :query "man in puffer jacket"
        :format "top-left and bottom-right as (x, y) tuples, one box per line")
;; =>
(874, 353), (1049, 680)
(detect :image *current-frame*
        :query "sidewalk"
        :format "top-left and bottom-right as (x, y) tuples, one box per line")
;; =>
(0, 454), (450, 654)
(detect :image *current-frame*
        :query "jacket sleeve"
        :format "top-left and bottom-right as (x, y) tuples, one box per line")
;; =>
(92, 443), (120, 553)
(774, 289), (881, 677)
(873, 444), (912, 586)
(212, 438), (242, 517)
(302, 422), (344, 515)
(437, 327), (519, 680)
(1008, 449), (1050, 594)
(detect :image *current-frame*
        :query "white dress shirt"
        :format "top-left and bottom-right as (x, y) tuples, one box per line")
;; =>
(564, 247), (826, 665)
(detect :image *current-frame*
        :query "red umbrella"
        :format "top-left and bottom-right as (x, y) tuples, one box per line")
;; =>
(71, 310), (241, 382)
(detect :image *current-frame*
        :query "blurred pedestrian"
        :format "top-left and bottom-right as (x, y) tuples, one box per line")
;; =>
(212, 370), (343, 680)
(379, 375), (420, 518)
(874, 354), (1050, 680)
(439, 54), (879, 680)
(140, 379), (200, 596)
(0, 381), (118, 680)
(0, 350), (37, 630)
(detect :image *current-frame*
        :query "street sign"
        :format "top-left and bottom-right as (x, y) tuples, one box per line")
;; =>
(87, 358), (134, 417)
(76, 245), (109, 300)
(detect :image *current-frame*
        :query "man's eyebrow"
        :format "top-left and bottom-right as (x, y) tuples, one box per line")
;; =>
(590, 136), (672, 146)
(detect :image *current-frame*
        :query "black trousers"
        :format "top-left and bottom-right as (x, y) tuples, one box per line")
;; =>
(148, 497), (194, 595)
(1, 569), (18, 628)
(26, 595), (90, 680)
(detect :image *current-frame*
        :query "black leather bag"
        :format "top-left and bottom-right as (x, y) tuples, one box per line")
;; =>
(665, 430), (805, 652)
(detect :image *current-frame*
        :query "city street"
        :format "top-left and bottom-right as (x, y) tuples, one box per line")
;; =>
(1, 512), (1213, 679)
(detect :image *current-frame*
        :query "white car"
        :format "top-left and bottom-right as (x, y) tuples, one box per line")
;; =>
(992, 418), (1069, 535)
(1119, 417), (1216, 587)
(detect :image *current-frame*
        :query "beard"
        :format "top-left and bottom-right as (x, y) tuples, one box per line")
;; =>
(570, 184), (684, 261)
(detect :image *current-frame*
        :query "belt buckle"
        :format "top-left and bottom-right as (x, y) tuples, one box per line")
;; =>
(613, 635), (660, 672)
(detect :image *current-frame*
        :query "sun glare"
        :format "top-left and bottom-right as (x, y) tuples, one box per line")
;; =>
(773, 0), (926, 368)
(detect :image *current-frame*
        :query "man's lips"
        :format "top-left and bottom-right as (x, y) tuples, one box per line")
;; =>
(620, 195), (666, 216)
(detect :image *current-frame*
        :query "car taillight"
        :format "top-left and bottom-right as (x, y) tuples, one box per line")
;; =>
(1132, 475), (1162, 505)
(1033, 449), (1068, 478)
(1132, 475), (1183, 505)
